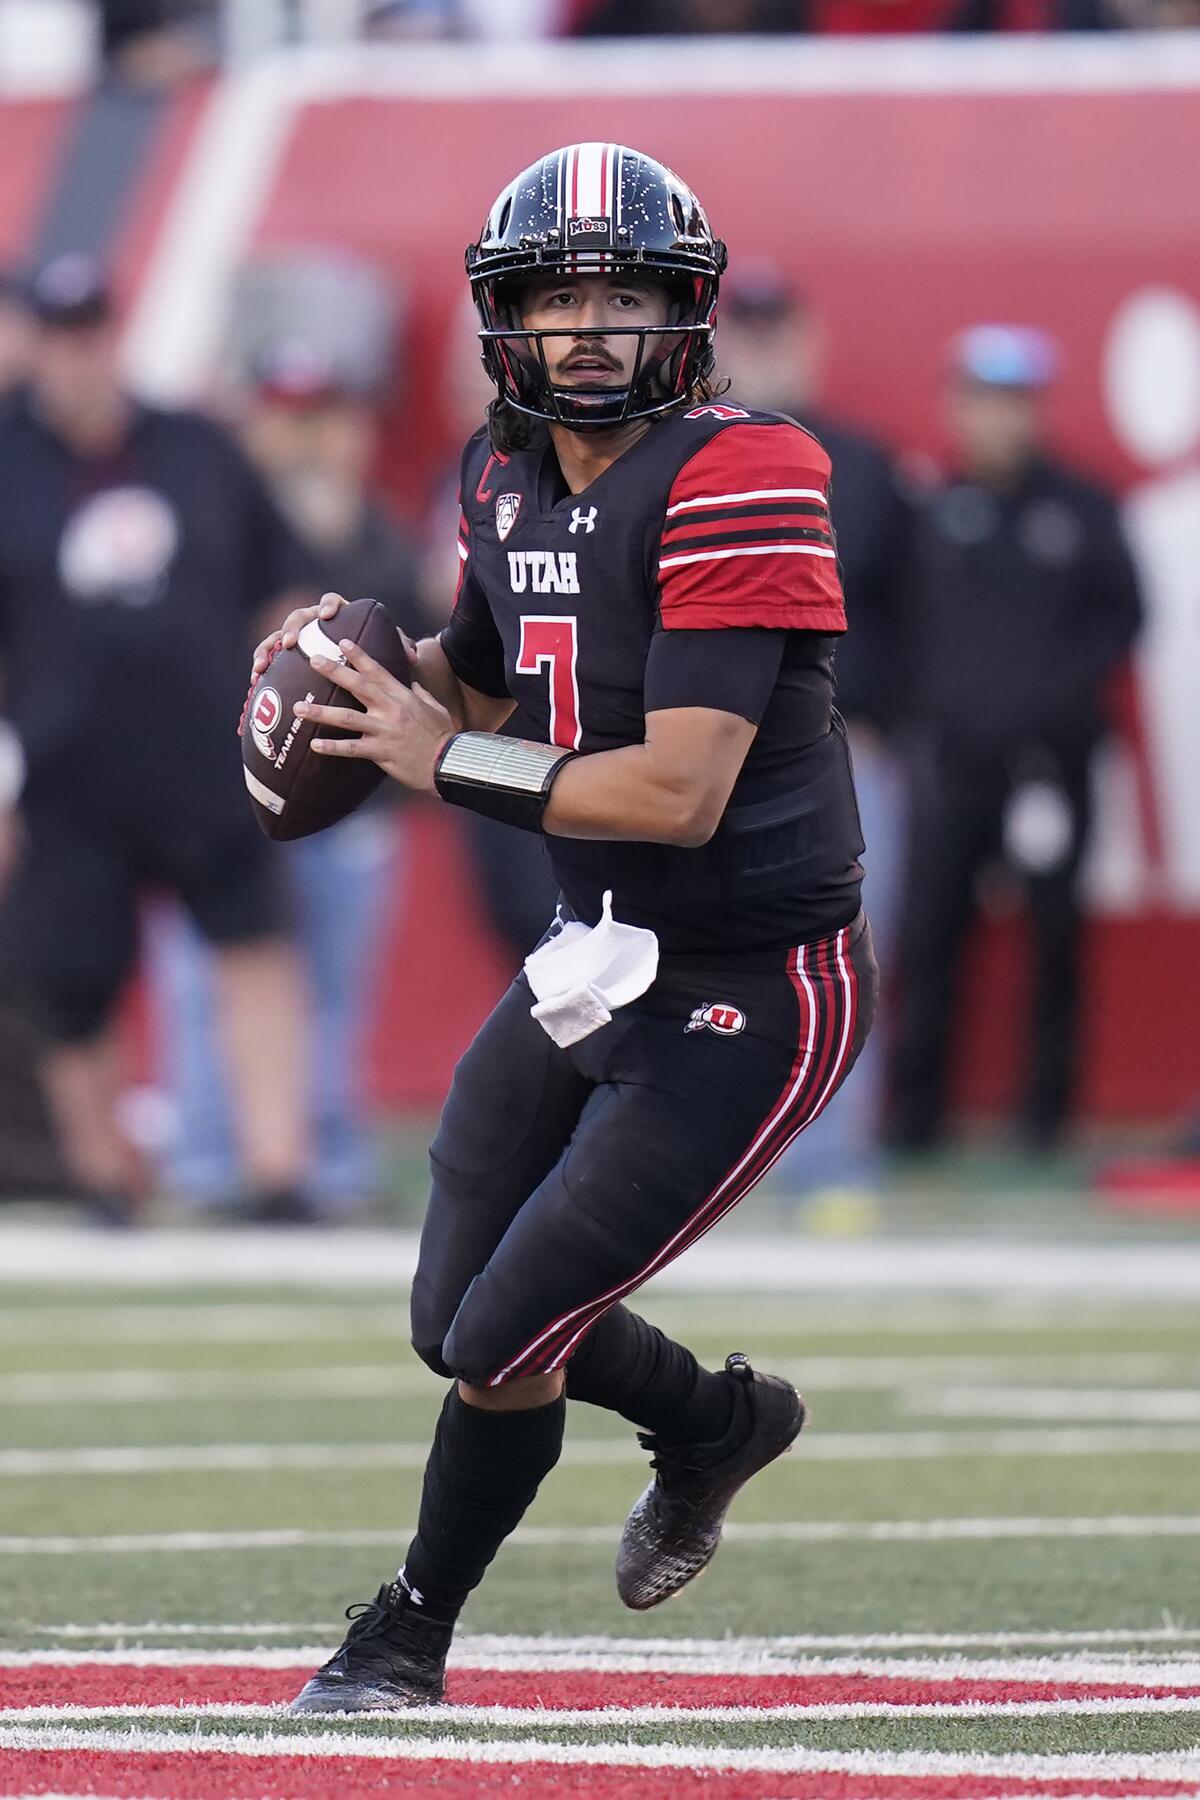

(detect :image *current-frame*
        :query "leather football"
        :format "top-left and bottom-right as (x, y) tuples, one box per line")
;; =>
(241, 598), (411, 841)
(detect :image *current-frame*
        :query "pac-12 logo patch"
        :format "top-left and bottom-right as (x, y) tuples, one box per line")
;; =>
(251, 686), (283, 761)
(495, 493), (522, 542)
(686, 1002), (746, 1037)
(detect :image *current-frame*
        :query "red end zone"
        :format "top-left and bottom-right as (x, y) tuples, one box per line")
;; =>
(4, 1662), (1200, 1709)
(1, 1750), (1195, 1800)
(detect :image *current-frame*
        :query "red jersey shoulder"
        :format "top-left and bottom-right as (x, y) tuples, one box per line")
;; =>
(673, 413), (833, 490)
(657, 416), (845, 635)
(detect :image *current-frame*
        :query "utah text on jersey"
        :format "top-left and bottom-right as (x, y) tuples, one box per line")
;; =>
(508, 550), (581, 595)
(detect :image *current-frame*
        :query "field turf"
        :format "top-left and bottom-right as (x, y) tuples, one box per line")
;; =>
(0, 1244), (1198, 1796)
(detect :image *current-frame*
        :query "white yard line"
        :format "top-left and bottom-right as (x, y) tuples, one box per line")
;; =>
(0, 1297), (1181, 1344)
(4, 1425), (1200, 1477)
(5, 1698), (1200, 1724)
(4, 1228), (1200, 1295)
(799, 1354), (1200, 1387)
(28, 1625), (1200, 1651)
(2, 1721), (1199, 1779)
(5, 1355), (1197, 1407)
(30, 1623), (333, 1639)
(4, 1648), (1199, 1683)
(0, 1304), (405, 1344)
(0, 1367), (425, 1405)
(647, 1295), (1198, 1333)
(4, 1515), (1198, 1557)
(909, 1386), (1200, 1421)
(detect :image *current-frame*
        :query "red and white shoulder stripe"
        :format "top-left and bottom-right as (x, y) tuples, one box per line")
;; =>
(658, 423), (846, 633)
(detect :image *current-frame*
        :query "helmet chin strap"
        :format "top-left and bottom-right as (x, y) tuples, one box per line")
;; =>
(546, 392), (635, 432)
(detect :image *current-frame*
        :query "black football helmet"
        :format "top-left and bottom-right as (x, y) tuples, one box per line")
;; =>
(466, 143), (727, 430)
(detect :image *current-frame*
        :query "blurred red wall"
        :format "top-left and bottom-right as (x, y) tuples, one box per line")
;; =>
(5, 63), (1199, 1123)
(250, 76), (1199, 1122)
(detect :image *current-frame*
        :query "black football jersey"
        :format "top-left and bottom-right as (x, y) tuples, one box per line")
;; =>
(441, 402), (864, 954)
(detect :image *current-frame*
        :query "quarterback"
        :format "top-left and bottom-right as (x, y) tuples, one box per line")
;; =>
(252, 143), (877, 1711)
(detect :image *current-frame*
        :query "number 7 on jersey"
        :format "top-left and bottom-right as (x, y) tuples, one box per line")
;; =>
(516, 615), (582, 750)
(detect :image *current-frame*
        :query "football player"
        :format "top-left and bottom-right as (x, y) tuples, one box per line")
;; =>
(253, 143), (878, 1711)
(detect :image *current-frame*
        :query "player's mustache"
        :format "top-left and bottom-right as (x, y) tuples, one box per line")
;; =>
(557, 340), (623, 374)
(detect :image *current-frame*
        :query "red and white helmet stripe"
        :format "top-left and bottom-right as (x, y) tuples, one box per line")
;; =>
(560, 141), (620, 222)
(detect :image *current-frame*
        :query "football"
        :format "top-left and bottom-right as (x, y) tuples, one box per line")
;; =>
(241, 598), (412, 841)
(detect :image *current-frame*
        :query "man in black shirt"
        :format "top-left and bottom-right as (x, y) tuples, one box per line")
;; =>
(891, 325), (1143, 1151)
(0, 254), (316, 1221)
(717, 260), (911, 1204)
(252, 145), (877, 1710)
(150, 338), (431, 1215)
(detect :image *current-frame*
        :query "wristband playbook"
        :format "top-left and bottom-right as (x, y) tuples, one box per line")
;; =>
(433, 732), (577, 833)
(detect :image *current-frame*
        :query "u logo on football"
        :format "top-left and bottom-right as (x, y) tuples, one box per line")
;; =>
(253, 687), (282, 734)
(252, 685), (282, 761)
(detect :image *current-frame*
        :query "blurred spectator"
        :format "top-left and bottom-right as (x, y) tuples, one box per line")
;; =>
(419, 296), (558, 962)
(98, 1), (217, 86)
(0, 254), (315, 1224)
(365, 0), (567, 34)
(0, 265), (60, 1200)
(570, 0), (798, 30)
(148, 338), (431, 1216)
(716, 261), (911, 1207)
(1132, 0), (1200, 20)
(890, 326), (1143, 1154)
(0, 270), (51, 1198)
(565, 0), (1171, 30)
(0, 272), (32, 411)
(364, 0), (466, 36)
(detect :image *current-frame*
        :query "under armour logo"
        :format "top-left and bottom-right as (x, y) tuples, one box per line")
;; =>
(569, 506), (598, 535)
(397, 1568), (425, 1607)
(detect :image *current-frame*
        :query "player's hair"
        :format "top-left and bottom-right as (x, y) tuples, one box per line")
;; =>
(486, 371), (730, 454)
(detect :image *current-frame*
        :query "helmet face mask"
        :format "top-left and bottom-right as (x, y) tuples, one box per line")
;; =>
(467, 144), (726, 433)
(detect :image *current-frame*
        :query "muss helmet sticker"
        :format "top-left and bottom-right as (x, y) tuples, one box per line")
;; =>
(495, 493), (522, 542)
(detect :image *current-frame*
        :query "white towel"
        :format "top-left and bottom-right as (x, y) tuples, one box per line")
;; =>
(523, 890), (660, 1049)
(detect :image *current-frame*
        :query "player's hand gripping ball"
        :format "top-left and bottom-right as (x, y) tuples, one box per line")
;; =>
(241, 595), (415, 840)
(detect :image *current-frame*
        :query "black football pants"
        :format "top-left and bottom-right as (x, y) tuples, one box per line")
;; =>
(412, 911), (876, 1388)
(890, 743), (1092, 1149)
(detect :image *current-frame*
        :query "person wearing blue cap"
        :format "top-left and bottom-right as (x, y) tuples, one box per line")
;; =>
(890, 324), (1143, 1155)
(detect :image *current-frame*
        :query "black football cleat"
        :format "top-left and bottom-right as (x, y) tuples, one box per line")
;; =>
(616, 1353), (806, 1611)
(289, 1579), (453, 1713)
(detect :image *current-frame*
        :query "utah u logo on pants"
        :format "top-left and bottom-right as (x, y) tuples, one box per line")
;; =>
(686, 1003), (747, 1036)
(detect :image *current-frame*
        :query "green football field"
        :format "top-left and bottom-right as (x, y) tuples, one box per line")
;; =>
(1, 1245), (1199, 1795)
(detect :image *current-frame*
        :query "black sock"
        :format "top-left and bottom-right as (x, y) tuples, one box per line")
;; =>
(399, 1387), (565, 1623)
(565, 1305), (736, 1445)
